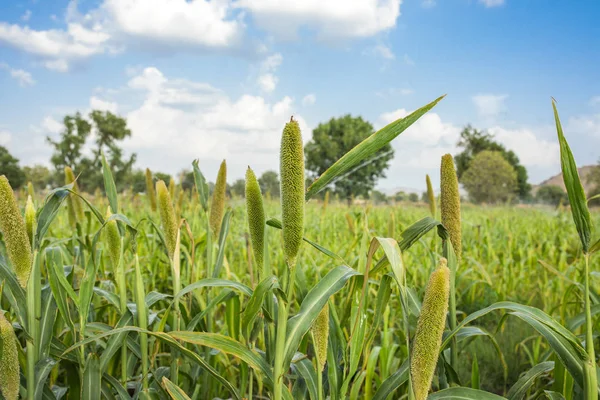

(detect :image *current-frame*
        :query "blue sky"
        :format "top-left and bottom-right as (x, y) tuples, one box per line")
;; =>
(0, 0), (599, 192)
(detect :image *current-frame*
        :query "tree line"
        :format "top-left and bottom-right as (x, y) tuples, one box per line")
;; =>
(1, 109), (598, 206)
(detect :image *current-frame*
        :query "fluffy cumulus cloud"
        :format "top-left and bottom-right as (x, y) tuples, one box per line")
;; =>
(472, 94), (508, 118)
(257, 53), (283, 93)
(236, 0), (402, 40)
(0, 63), (35, 86)
(488, 126), (559, 167)
(0, 0), (402, 71)
(108, 67), (309, 179)
(89, 96), (118, 113)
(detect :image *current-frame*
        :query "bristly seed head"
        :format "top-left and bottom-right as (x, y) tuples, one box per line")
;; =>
(104, 206), (122, 268)
(145, 168), (157, 212)
(25, 194), (36, 246)
(245, 167), (265, 272)
(311, 303), (329, 372)
(210, 160), (227, 238)
(156, 180), (178, 259)
(410, 258), (450, 400)
(0, 311), (20, 400)
(280, 119), (305, 267)
(0, 176), (33, 288)
(426, 174), (436, 218)
(440, 154), (461, 259)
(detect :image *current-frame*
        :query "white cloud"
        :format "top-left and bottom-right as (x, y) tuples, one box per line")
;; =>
(21, 10), (32, 22)
(590, 96), (600, 107)
(41, 116), (63, 134)
(90, 96), (118, 113)
(472, 94), (508, 118)
(488, 126), (559, 167)
(0, 63), (35, 86)
(302, 94), (316, 106)
(568, 113), (600, 138)
(116, 66), (308, 179)
(478, 0), (505, 7)
(372, 44), (394, 60)
(100, 0), (241, 48)
(257, 53), (283, 93)
(235, 0), (402, 40)
(422, 0), (436, 8)
(0, 22), (112, 72)
(0, 130), (11, 146)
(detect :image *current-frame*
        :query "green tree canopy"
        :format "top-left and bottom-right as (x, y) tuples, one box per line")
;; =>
(0, 146), (25, 189)
(230, 179), (245, 198)
(23, 164), (52, 190)
(258, 170), (280, 198)
(305, 115), (394, 202)
(462, 150), (518, 204)
(536, 185), (568, 206)
(455, 125), (531, 200)
(47, 111), (136, 192)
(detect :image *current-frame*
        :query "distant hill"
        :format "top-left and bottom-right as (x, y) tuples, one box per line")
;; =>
(533, 165), (597, 195)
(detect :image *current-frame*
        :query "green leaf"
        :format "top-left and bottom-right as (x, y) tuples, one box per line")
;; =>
(544, 391), (566, 400)
(372, 360), (409, 400)
(242, 275), (279, 340)
(267, 218), (347, 263)
(162, 377), (192, 400)
(101, 151), (118, 214)
(284, 265), (361, 370)
(471, 354), (480, 389)
(35, 184), (72, 245)
(38, 287), (57, 360)
(305, 95), (445, 200)
(46, 248), (77, 333)
(441, 302), (586, 388)
(99, 311), (133, 372)
(169, 331), (274, 387)
(213, 209), (232, 278)
(427, 388), (507, 399)
(82, 354), (101, 400)
(507, 361), (554, 400)
(0, 260), (27, 325)
(292, 355), (319, 400)
(34, 358), (58, 400)
(552, 99), (593, 253)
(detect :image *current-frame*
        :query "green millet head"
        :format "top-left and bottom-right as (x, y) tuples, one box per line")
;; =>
(410, 258), (450, 400)
(0, 311), (20, 400)
(64, 166), (84, 221)
(440, 154), (461, 259)
(27, 181), (34, 198)
(168, 177), (176, 200)
(280, 117), (305, 267)
(156, 180), (178, 259)
(145, 168), (157, 212)
(245, 167), (265, 271)
(25, 195), (36, 246)
(0, 176), (33, 288)
(104, 207), (122, 268)
(210, 160), (227, 238)
(311, 303), (329, 372)
(426, 174), (436, 218)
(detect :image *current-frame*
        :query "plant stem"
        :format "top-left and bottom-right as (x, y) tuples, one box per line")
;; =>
(273, 260), (297, 400)
(583, 253), (598, 399)
(26, 250), (39, 400)
(443, 241), (458, 371)
(117, 238), (128, 385)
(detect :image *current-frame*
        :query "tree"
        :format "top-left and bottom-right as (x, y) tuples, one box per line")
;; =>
(455, 125), (531, 200)
(0, 146), (25, 188)
(536, 185), (568, 206)
(258, 170), (280, 198)
(408, 193), (419, 202)
(22, 164), (52, 190)
(155, 172), (172, 184)
(127, 169), (147, 193)
(230, 179), (246, 198)
(462, 150), (518, 204)
(47, 111), (136, 192)
(305, 115), (394, 202)
(370, 190), (388, 204)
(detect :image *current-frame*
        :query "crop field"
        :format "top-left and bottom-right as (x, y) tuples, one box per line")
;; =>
(0, 98), (599, 400)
